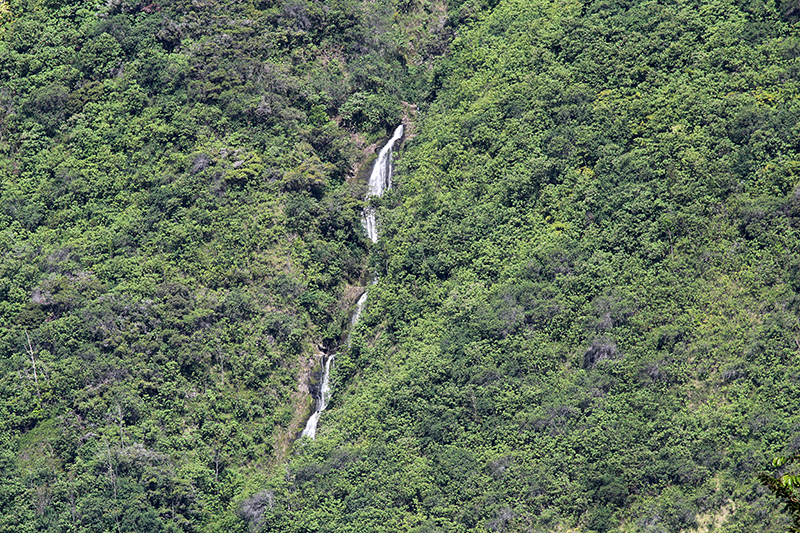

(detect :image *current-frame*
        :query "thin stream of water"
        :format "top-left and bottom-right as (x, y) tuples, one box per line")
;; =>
(301, 125), (403, 440)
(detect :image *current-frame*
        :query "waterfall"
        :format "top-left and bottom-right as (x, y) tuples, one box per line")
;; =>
(300, 353), (333, 440)
(301, 125), (403, 440)
(350, 291), (369, 329)
(363, 124), (404, 243)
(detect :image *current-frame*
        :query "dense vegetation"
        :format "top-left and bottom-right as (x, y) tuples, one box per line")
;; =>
(2, 0), (800, 531)
(259, 0), (800, 531)
(0, 0), (445, 530)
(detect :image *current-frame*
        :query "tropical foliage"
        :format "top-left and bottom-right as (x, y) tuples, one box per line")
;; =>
(2, 0), (800, 531)
(760, 455), (800, 533)
(260, 0), (800, 531)
(0, 0), (445, 530)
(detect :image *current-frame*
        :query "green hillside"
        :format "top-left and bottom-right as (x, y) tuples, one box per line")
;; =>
(264, 0), (800, 531)
(0, 0), (440, 529)
(2, 0), (800, 531)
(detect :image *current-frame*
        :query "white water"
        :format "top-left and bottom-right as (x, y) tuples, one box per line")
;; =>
(363, 124), (404, 243)
(300, 353), (333, 439)
(301, 125), (403, 440)
(350, 291), (369, 330)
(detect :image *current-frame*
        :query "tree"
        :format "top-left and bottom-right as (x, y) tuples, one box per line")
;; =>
(759, 455), (800, 532)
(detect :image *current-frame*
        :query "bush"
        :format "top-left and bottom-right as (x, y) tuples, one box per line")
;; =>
(339, 91), (401, 135)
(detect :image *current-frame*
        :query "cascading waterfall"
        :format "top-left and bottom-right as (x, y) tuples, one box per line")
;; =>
(349, 291), (369, 334)
(363, 124), (404, 243)
(300, 292), (368, 440)
(300, 124), (404, 440)
(300, 354), (332, 440)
